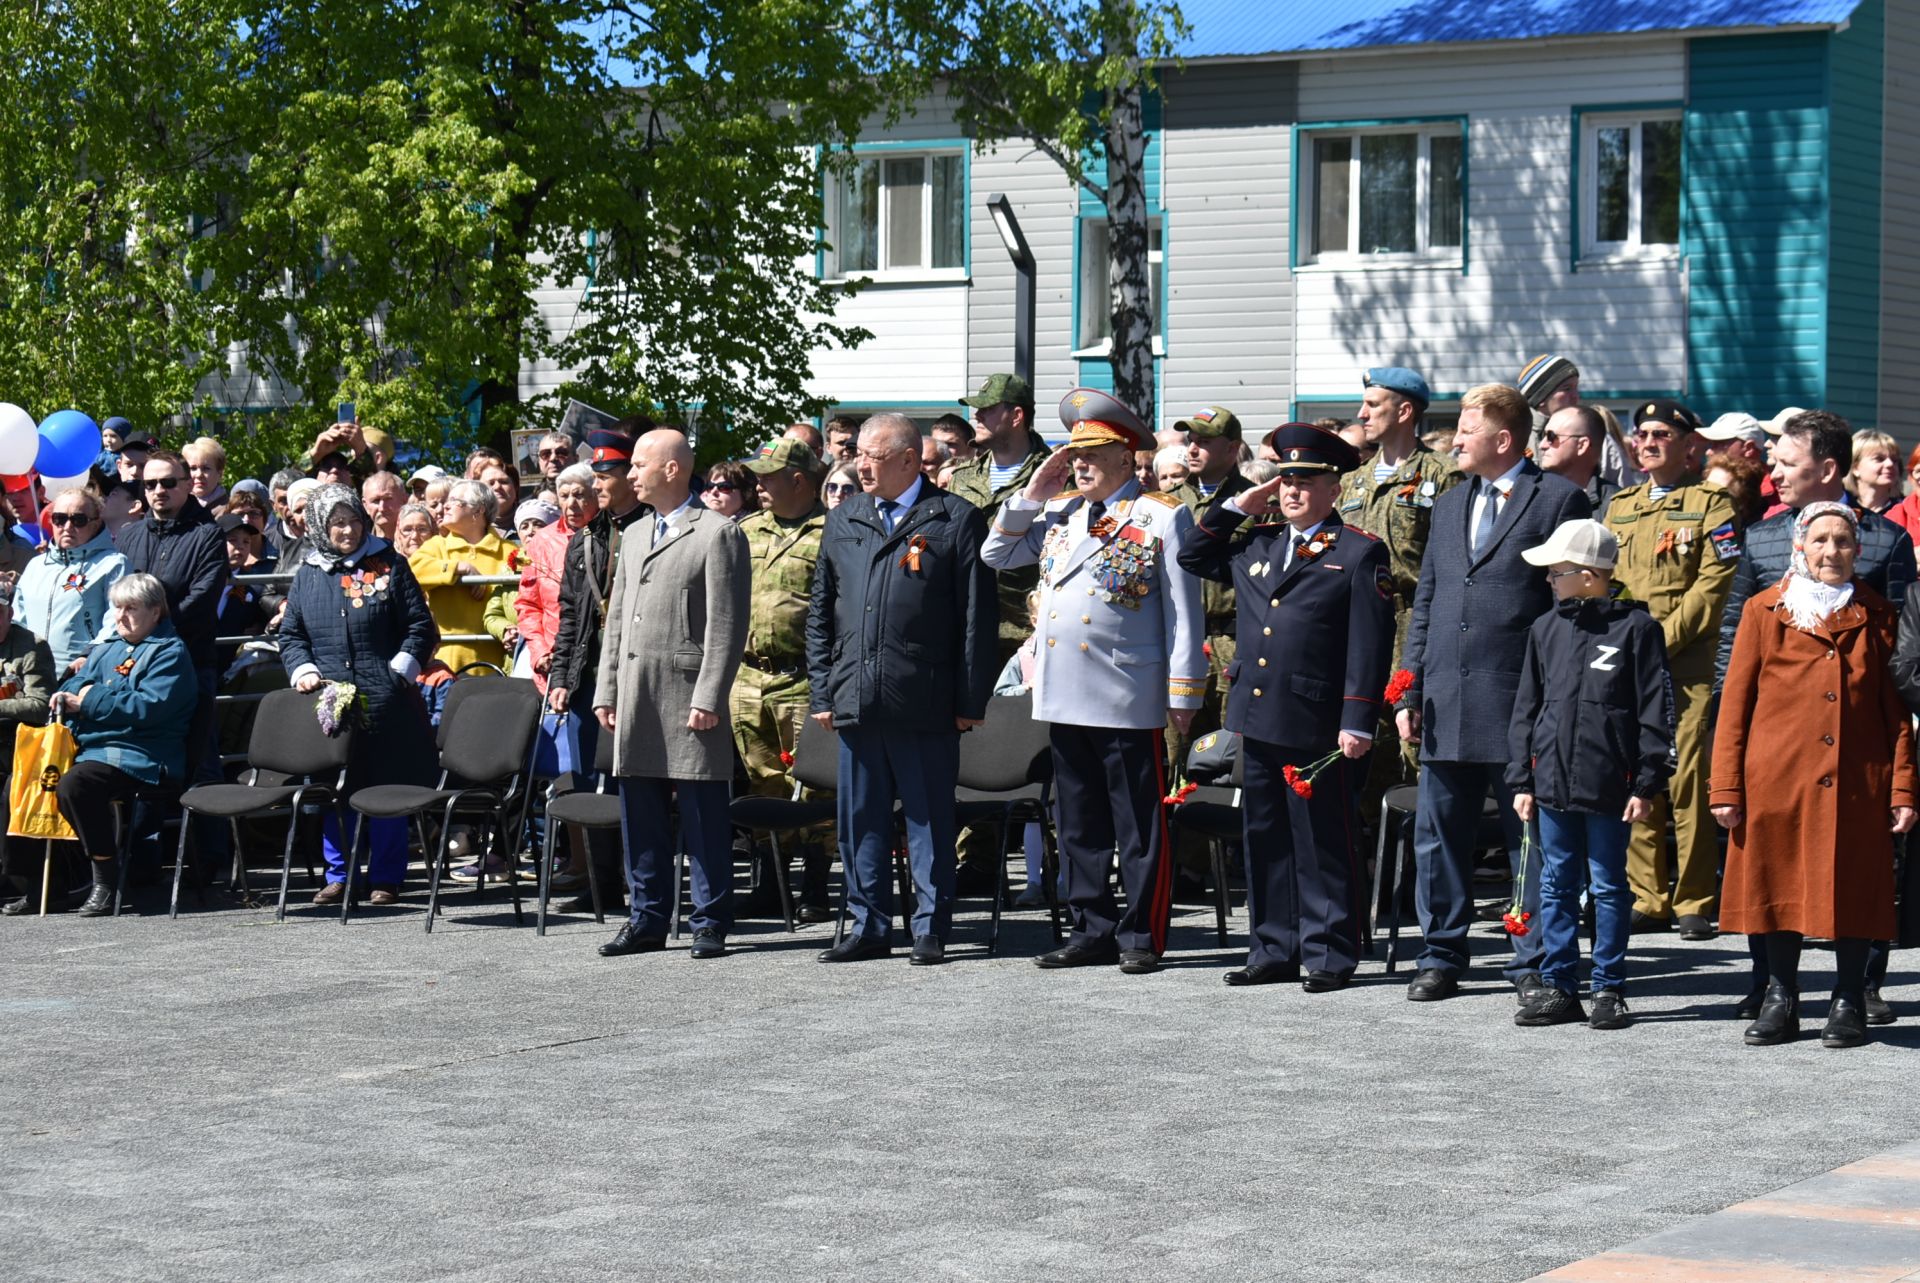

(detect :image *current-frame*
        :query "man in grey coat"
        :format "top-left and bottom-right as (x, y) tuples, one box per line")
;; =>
(594, 430), (750, 960)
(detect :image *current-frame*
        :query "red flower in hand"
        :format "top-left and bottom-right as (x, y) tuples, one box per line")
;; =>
(1502, 910), (1532, 938)
(1282, 764), (1313, 799)
(779, 750), (794, 767)
(1162, 780), (1199, 806)
(1384, 668), (1415, 705)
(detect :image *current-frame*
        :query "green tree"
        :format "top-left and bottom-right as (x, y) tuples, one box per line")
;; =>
(861, 0), (1186, 423)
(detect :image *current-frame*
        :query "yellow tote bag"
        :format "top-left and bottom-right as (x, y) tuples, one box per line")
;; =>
(9, 715), (77, 842)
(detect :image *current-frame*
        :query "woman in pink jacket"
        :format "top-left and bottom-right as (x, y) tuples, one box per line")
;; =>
(515, 465), (599, 693)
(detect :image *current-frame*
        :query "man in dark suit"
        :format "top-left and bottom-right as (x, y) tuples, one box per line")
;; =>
(1396, 384), (1592, 1002)
(806, 412), (998, 965)
(1180, 424), (1395, 991)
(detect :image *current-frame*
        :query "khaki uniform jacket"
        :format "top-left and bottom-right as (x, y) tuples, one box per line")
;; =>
(1602, 478), (1740, 661)
(949, 431), (1051, 652)
(1171, 470), (1255, 634)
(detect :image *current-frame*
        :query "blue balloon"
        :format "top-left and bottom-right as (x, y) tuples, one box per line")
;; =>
(35, 410), (102, 477)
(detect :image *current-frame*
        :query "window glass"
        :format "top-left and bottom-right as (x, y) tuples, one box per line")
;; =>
(1428, 133), (1463, 250)
(930, 154), (965, 269)
(1312, 136), (1351, 257)
(1358, 133), (1417, 254)
(1641, 119), (1681, 246)
(1077, 220), (1162, 349)
(883, 157), (924, 269)
(1595, 126), (1630, 244)
(837, 159), (878, 273)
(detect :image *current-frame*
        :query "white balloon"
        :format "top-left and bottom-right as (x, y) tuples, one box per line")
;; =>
(0, 403), (36, 474)
(38, 470), (91, 497)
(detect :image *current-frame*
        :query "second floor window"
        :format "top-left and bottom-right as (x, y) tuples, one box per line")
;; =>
(1076, 217), (1163, 353)
(829, 151), (965, 278)
(1304, 125), (1464, 263)
(1583, 113), (1681, 256)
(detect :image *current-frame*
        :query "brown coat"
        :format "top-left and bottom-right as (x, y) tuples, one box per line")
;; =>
(1711, 580), (1916, 938)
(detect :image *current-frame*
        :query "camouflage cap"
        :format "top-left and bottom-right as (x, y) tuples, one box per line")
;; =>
(959, 373), (1034, 410)
(743, 437), (819, 475)
(1173, 405), (1242, 440)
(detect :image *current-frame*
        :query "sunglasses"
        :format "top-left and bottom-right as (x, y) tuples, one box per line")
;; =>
(46, 512), (94, 528)
(1539, 431), (1591, 447)
(144, 477), (181, 491)
(825, 482), (857, 495)
(706, 482), (737, 493)
(1634, 428), (1677, 442)
(538, 448), (571, 460)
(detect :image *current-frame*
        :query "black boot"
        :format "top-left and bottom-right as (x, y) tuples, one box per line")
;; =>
(1743, 979), (1800, 1045)
(75, 858), (117, 918)
(1823, 994), (1869, 1049)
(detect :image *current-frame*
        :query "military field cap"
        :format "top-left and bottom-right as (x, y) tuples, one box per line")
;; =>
(1059, 387), (1148, 452)
(1173, 405), (1242, 440)
(1363, 367), (1431, 410)
(1517, 354), (1579, 407)
(1764, 406), (1808, 437)
(1263, 422), (1362, 475)
(120, 427), (158, 450)
(1522, 518), (1618, 571)
(1632, 398), (1702, 432)
(586, 427), (636, 473)
(959, 373), (1034, 410)
(359, 426), (395, 461)
(744, 437), (819, 475)
(1699, 412), (1766, 444)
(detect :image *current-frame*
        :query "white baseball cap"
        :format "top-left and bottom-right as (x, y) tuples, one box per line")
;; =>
(1522, 519), (1618, 571)
(408, 463), (449, 484)
(1763, 406), (1807, 437)
(1698, 412), (1766, 445)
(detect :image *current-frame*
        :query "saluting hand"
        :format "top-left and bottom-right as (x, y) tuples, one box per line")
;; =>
(1236, 472), (1290, 515)
(1021, 445), (1078, 504)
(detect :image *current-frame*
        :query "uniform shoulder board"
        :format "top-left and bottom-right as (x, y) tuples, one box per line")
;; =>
(1136, 490), (1182, 510)
(1343, 525), (1381, 543)
(1043, 489), (1082, 510)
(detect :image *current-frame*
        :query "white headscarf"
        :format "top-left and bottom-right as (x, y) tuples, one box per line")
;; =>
(1780, 500), (1858, 632)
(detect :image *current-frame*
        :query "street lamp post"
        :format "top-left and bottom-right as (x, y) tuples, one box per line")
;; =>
(986, 193), (1035, 388)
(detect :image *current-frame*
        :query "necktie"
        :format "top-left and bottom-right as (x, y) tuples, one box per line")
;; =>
(1472, 479), (1501, 556)
(878, 498), (899, 534)
(1285, 534), (1308, 572)
(653, 514), (670, 548)
(1087, 500), (1106, 528)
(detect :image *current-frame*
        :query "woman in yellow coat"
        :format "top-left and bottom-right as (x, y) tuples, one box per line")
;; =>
(408, 478), (515, 672)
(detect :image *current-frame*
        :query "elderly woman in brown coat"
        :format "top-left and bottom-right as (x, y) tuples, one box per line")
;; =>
(1712, 500), (1918, 1049)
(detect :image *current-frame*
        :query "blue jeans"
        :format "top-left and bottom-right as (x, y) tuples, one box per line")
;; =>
(323, 813), (408, 886)
(1537, 805), (1631, 994)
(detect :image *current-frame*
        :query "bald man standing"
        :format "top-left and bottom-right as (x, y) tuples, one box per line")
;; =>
(595, 431), (750, 960)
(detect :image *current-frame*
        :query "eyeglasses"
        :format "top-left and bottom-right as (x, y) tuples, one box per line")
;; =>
(144, 478), (181, 491)
(1539, 431), (1591, 447)
(538, 448), (571, 460)
(1634, 428), (1677, 442)
(824, 482), (857, 495)
(1547, 568), (1592, 579)
(46, 512), (93, 528)
(856, 448), (906, 464)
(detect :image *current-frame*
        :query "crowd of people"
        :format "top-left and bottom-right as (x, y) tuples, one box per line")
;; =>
(0, 356), (1912, 1052)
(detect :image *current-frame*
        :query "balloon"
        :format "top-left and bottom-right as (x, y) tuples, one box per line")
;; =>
(38, 470), (91, 497)
(0, 404), (37, 475)
(35, 410), (102, 477)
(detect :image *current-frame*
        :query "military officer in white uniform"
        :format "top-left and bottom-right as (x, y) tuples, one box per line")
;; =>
(982, 389), (1208, 973)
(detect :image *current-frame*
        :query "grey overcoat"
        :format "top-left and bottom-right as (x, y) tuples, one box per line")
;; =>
(594, 505), (750, 780)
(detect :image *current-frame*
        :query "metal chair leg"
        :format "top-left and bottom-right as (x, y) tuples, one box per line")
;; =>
(1209, 837), (1231, 945)
(585, 824), (606, 924)
(988, 803), (1014, 956)
(169, 808), (193, 919)
(1369, 796), (1393, 968)
(537, 804), (555, 937)
(341, 810), (364, 925)
(503, 808), (524, 925)
(112, 800), (132, 916)
(1043, 818), (1065, 946)
(425, 801), (458, 933)
(769, 831), (796, 933)
(276, 807), (299, 922)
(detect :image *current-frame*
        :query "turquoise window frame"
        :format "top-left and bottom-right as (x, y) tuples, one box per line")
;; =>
(815, 138), (971, 281)
(1569, 101), (1685, 273)
(1072, 100), (1166, 410)
(1289, 116), (1470, 276)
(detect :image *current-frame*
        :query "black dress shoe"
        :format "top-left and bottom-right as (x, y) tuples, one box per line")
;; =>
(598, 924), (666, 957)
(1864, 987), (1896, 1025)
(1223, 962), (1299, 986)
(818, 933), (891, 963)
(75, 884), (115, 918)
(1034, 939), (1119, 969)
(1117, 949), (1158, 974)
(688, 927), (727, 959)
(795, 902), (835, 924)
(1676, 914), (1716, 941)
(1743, 980), (1800, 1045)
(1822, 995), (1869, 1049)
(1302, 970), (1350, 993)
(1, 896), (30, 916)
(909, 935), (945, 966)
(1629, 910), (1671, 934)
(1406, 968), (1458, 1002)
(1733, 985), (1767, 1021)
(1512, 970), (1547, 1006)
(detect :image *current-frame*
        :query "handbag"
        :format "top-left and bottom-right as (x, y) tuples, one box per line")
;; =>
(9, 711), (78, 842)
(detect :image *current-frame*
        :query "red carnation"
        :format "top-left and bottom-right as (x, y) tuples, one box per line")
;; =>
(1282, 764), (1313, 799)
(1383, 668), (1415, 705)
(1162, 780), (1199, 806)
(1502, 910), (1532, 938)
(779, 750), (794, 767)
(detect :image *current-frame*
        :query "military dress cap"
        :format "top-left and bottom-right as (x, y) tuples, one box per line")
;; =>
(1059, 387), (1148, 452)
(1516, 354), (1580, 407)
(744, 437), (819, 475)
(1173, 405), (1242, 439)
(1632, 398), (1702, 431)
(586, 427), (636, 473)
(1263, 422), (1363, 475)
(1363, 366), (1431, 409)
(960, 372), (1034, 410)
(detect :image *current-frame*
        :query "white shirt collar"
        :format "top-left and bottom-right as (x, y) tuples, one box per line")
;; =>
(655, 496), (696, 529)
(1289, 520), (1327, 544)
(1487, 458), (1527, 493)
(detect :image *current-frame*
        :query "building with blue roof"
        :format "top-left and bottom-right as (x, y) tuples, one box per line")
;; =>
(717, 0), (1914, 439)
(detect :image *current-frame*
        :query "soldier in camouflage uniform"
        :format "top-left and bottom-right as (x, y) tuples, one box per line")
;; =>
(1166, 405), (1253, 785)
(733, 437), (833, 919)
(1336, 367), (1461, 805)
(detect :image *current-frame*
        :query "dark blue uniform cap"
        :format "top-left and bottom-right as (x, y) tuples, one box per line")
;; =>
(1263, 422), (1363, 475)
(586, 428), (636, 473)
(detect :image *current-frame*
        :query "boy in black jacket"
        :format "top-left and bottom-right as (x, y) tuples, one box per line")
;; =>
(1510, 520), (1674, 1029)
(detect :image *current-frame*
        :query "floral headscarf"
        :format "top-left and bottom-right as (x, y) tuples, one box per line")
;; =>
(304, 483), (387, 573)
(1781, 499), (1858, 632)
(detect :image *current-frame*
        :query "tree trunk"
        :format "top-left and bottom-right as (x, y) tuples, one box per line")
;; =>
(1103, 48), (1155, 429)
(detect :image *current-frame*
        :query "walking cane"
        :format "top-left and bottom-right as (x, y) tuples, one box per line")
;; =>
(37, 838), (49, 916)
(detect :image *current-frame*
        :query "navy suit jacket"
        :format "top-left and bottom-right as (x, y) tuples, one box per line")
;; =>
(1400, 460), (1592, 763)
(806, 486), (998, 734)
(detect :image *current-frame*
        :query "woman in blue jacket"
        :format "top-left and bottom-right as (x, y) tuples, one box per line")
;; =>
(50, 572), (198, 916)
(15, 487), (129, 671)
(276, 484), (437, 906)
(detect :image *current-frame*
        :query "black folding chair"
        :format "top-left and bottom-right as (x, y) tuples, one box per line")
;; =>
(1167, 743), (1241, 947)
(1370, 783), (1507, 971)
(342, 678), (543, 930)
(952, 693), (1062, 954)
(537, 728), (618, 935)
(171, 687), (355, 921)
(728, 716), (840, 933)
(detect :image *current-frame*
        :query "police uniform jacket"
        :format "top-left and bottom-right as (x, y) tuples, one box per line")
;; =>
(1178, 507), (1393, 749)
(982, 479), (1207, 730)
(805, 486), (997, 733)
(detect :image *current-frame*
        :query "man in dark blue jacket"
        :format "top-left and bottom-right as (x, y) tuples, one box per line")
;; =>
(1396, 385), (1591, 1002)
(806, 413), (997, 965)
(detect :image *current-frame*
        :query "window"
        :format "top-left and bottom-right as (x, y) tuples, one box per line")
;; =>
(1076, 217), (1164, 353)
(826, 150), (965, 278)
(1300, 125), (1464, 263)
(1581, 112), (1680, 256)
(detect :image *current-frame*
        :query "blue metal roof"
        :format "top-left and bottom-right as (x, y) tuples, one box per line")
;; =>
(1170, 0), (1863, 59)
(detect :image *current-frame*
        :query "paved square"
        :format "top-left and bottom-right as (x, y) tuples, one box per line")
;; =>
(2, 893), (1916, 1282)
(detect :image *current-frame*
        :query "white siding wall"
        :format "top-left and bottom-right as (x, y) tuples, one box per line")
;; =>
(805, 283), (968, 406)
(966, 140), (1081, 420)
(1292, 40), (1689, 403)
(1882, 3), (1920, 436)
(522, 245), (586, 404)
(1160, 63), (1297, 433)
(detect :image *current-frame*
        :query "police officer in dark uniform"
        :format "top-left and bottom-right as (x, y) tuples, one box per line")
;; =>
(1178, 424), (1395, 990)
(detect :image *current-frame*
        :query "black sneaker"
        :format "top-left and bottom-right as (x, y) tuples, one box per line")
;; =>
(1864, 987), (1896, 1025)
(1588, 989), (1631, 1030)
(1515, 987), (1586, 1026)
(1512, 970), (1547, 1007)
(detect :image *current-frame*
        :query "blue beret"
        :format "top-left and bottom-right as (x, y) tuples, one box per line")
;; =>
(1363, 367), (1431, 409)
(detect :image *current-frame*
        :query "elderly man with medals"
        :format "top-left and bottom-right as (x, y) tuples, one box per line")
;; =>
(1177, 423), (1395, 990)
(981, 389), (1208, 973)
